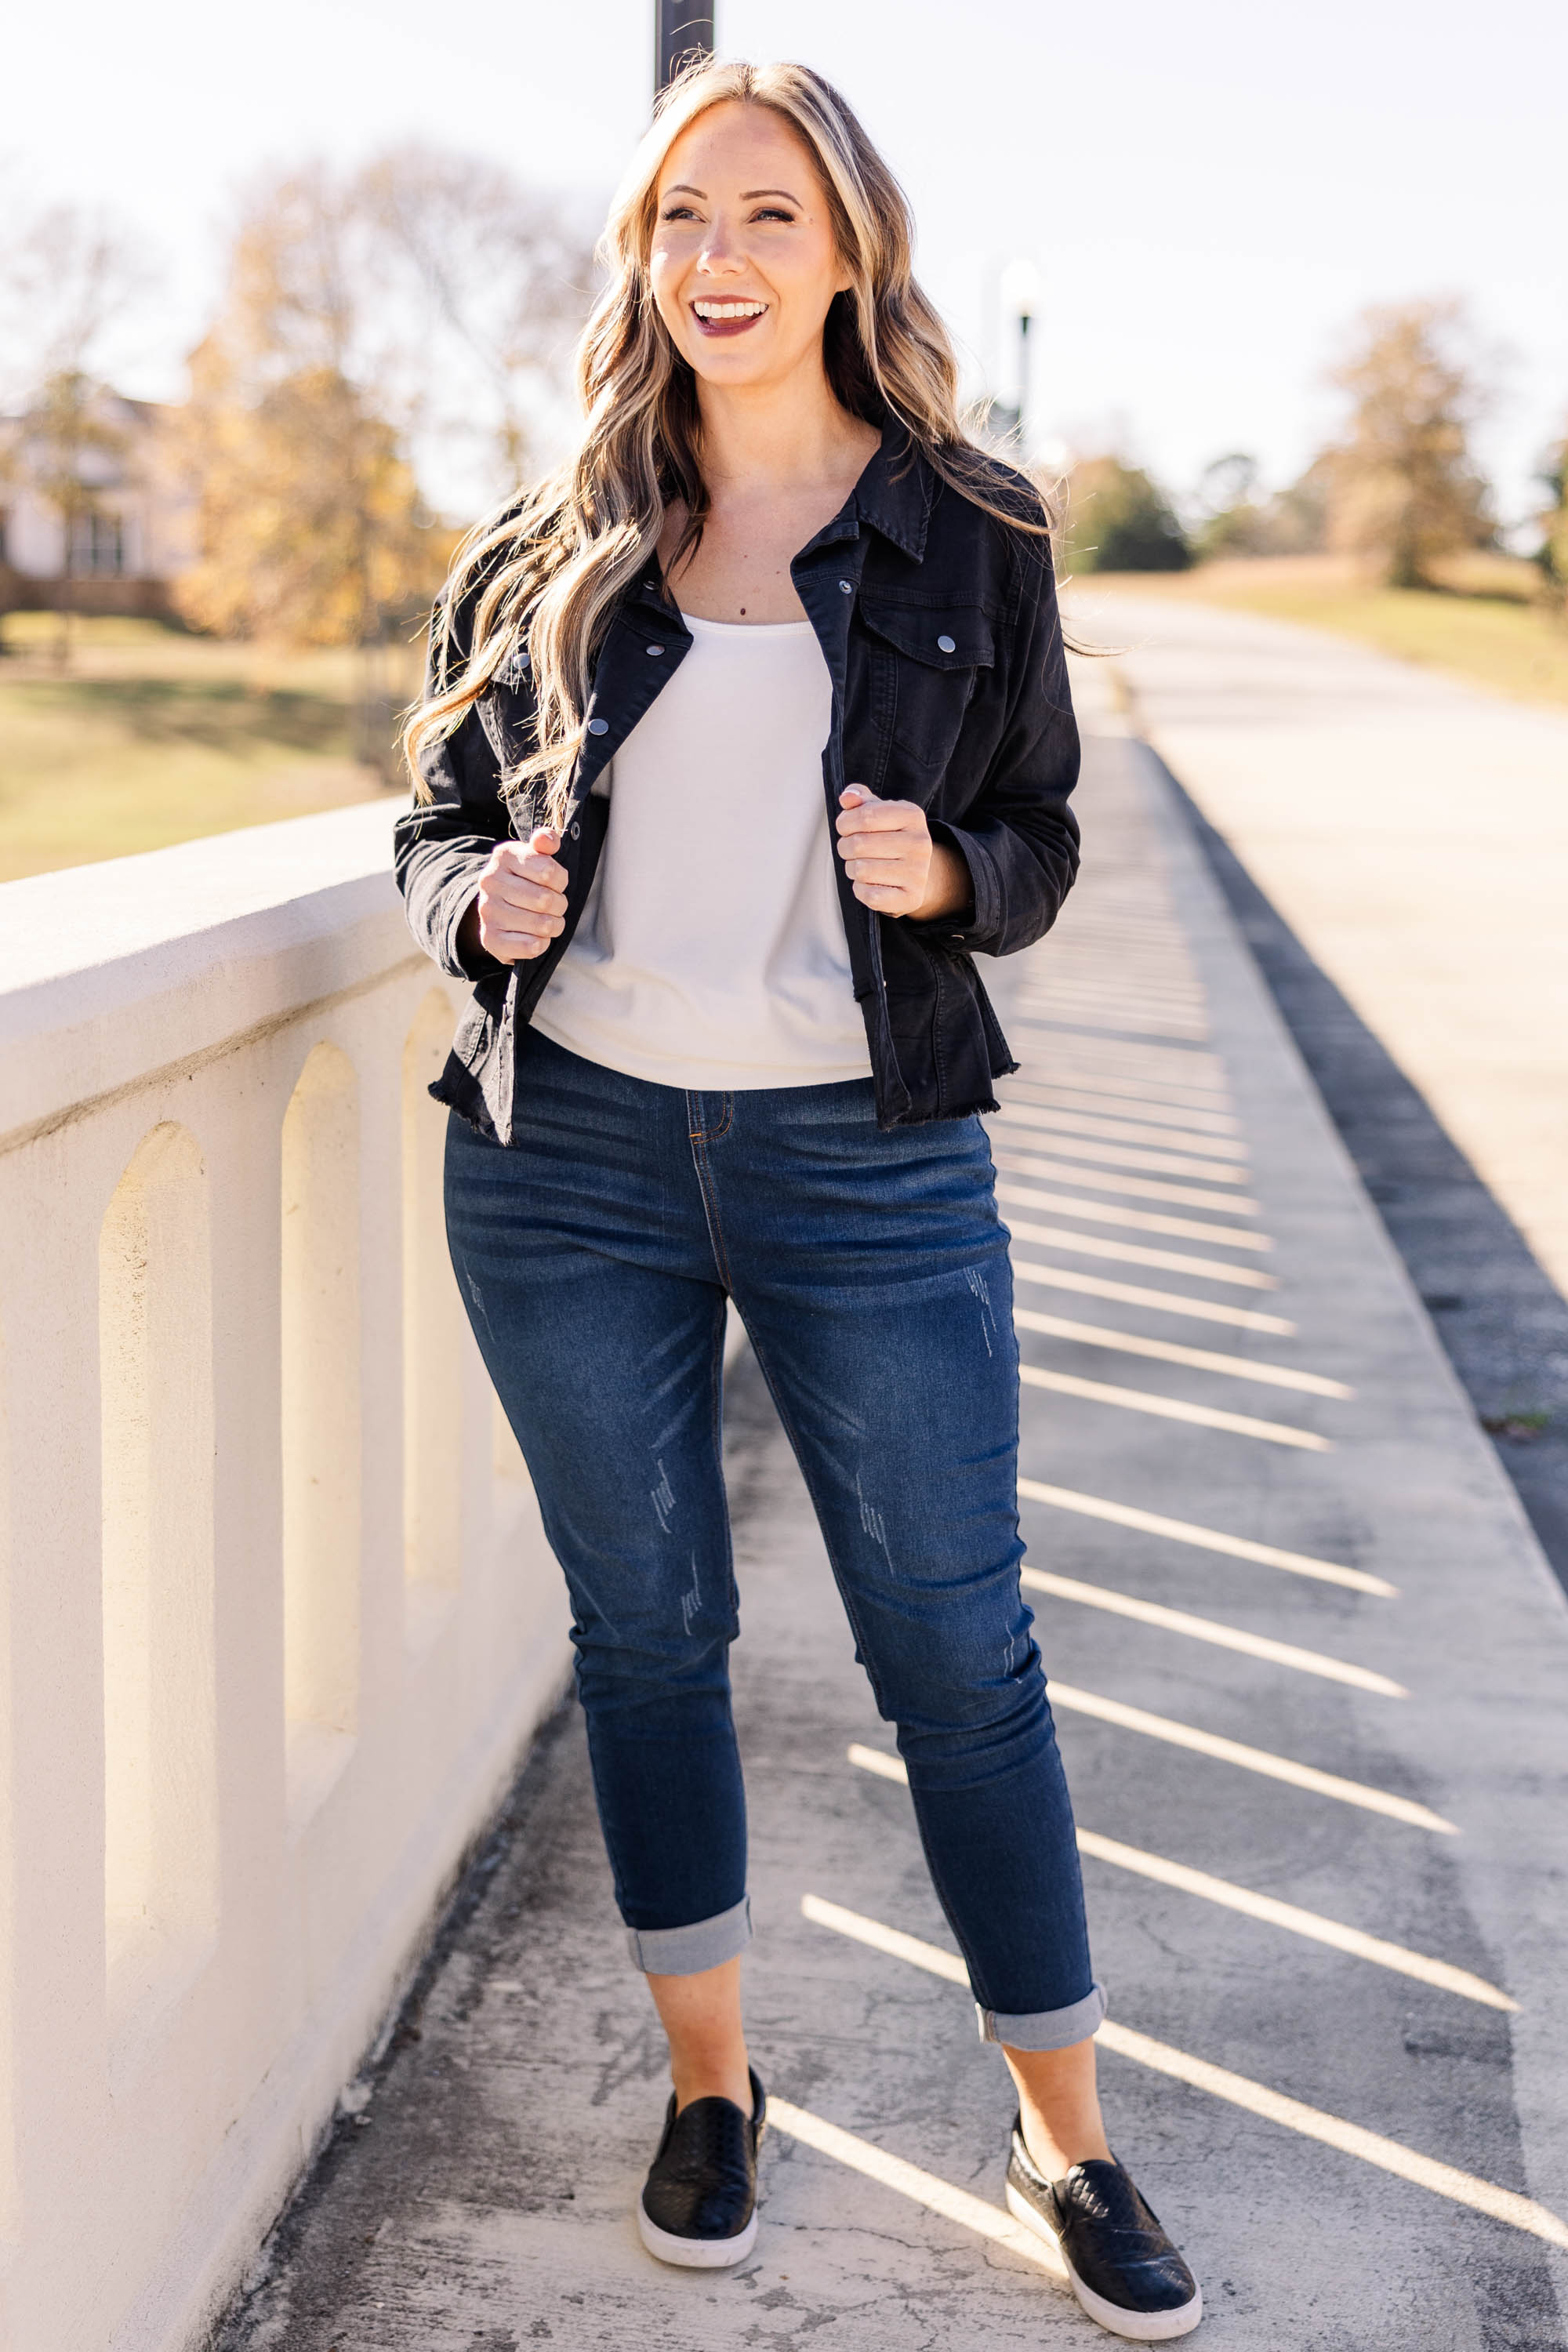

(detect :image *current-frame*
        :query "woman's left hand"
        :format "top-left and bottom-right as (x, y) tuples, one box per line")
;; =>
(835, 786), (972, 922)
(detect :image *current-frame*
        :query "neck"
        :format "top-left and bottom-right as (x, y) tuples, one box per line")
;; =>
(694, 353), (876, 491)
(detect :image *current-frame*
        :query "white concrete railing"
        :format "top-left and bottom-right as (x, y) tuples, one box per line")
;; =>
(0, 804), (572, 2352)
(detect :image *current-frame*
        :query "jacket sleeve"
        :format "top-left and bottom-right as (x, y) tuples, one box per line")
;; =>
(392, 601), (517, 984)
(908, 539), (1081, 961)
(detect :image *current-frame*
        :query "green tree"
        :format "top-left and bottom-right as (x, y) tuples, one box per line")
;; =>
(1065, 456), (1191, 573)
(1325, 299), (1494, 588)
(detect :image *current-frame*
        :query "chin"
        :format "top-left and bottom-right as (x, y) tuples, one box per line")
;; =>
(679, 337), (805, 392)
(688, 355), (776, 388)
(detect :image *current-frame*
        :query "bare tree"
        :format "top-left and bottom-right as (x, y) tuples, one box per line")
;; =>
(1325, 299), (1494, 589)
(1, 202), (154, 390)
(0, 204), (157, 661)
(354, 147), (594, 501)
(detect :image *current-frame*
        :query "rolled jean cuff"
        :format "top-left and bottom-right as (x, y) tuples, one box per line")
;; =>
(976, 1978), (1107, 2052)
(624, 1895), (753, 1976)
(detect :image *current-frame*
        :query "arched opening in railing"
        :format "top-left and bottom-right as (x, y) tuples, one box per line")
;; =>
(401, 992), (465, 1646)
(280, 1043), (361, 1821)
(98, 1122), (218, 2040)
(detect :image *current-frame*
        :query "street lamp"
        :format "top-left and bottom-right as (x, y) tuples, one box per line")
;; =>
(656, 2), (714, 96)
(1000, 259), (1042, 455)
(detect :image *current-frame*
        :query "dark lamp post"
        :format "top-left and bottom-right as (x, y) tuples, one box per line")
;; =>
(1000, 259), (1042, 459)
(656, 2), (714, 96)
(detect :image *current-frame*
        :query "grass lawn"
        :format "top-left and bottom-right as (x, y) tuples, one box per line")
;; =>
(0, 612), (424, 883)
(1064, 553), (1568, 710)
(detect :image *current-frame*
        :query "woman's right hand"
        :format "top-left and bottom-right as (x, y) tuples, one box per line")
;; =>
(466, 828), (568, 964)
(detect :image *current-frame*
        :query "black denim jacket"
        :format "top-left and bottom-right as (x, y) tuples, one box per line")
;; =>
(394, 426), (1080, 1138)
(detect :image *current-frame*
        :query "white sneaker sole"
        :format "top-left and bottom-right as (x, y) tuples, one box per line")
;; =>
(1004, 2180), (1203, 2340)
(637, 2194), (759, 2269)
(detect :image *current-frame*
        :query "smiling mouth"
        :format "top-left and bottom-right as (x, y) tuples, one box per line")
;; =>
(691, 299), (768, 338)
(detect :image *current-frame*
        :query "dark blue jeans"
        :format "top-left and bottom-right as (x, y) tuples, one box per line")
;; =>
(445, 1030), (1103, 2049)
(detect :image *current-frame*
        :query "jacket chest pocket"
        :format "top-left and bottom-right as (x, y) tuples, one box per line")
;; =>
(859, 599), (996, 784)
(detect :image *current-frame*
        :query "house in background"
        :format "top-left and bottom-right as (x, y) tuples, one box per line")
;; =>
(0, 390), (195, 619)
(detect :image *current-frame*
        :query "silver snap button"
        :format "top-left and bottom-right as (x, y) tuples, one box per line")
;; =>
(646, 642), (664, 655)
(937, 633), (956, 653)
(838, 579), (853, 593)
(586, 717), (608, 735)
(570, 821), (581, 839)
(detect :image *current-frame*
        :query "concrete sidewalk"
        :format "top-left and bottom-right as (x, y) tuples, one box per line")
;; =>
(215, 710), (1568, 2351)
(1065, 590), (1568, 1583)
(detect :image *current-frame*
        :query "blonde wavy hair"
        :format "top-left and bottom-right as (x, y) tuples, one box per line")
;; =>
(404, 56), (1053, 829)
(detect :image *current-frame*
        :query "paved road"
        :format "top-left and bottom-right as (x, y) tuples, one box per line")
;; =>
(1066, 591), (1568, 1584)
(1065, 592), (1568, 1296)
(216, 717), (1568, 2350)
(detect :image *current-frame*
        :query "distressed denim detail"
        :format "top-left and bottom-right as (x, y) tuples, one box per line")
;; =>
(444, 1029), (1098, 2019)
(977, 1979), (1108, 2052)
(626, 1896), (753, 1976)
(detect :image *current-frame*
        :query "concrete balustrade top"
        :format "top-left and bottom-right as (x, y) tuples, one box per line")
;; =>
(1, 802), (408, 1143)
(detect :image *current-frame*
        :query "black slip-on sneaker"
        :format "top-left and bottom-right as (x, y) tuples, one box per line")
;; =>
(1006, 2126), (1202, 2340)
(637, 2068), (766, 2268)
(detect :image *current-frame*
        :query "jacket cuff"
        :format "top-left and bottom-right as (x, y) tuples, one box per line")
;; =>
(905, 820), (1003, 954)
(437, 868), (507, 984)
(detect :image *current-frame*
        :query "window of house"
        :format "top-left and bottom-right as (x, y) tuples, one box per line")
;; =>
(71, 513), (125, 576)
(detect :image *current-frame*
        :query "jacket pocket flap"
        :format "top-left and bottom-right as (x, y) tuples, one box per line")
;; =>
(858, 599), (996, 670)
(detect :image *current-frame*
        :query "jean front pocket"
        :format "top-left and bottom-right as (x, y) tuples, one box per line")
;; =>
(859, 598), (996, 780)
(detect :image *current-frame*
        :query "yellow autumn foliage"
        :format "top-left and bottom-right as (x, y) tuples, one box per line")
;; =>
(173, 345), (446, 646)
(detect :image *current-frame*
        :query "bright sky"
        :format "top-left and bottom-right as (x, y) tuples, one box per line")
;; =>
(5, 0), (1564, 522)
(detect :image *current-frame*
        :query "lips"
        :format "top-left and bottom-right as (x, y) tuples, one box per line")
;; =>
(691, 299), (768, 339)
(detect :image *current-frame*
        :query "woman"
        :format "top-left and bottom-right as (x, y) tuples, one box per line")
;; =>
(397, 58), (1201, 2342)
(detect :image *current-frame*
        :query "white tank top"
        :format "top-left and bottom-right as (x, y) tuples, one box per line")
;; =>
(533, 612), (873, 1091)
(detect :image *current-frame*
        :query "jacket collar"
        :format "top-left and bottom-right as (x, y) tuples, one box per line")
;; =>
(791, 420), (933, 566)
(848, 421), (934, 561)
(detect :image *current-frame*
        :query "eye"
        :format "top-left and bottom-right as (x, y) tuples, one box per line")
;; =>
(753, 206), (796, 223)
(659, 204), (700, 222)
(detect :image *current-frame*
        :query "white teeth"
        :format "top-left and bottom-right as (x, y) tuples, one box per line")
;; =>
(694, 300), (767, 320)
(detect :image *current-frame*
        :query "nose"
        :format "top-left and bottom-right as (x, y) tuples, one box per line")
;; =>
(696, 220), (745, 276)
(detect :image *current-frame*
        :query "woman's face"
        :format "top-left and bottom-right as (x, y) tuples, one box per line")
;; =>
(651, 101), (853, 397)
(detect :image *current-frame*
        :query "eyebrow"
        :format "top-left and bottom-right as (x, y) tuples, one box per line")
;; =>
(661, 184), (803, 204)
